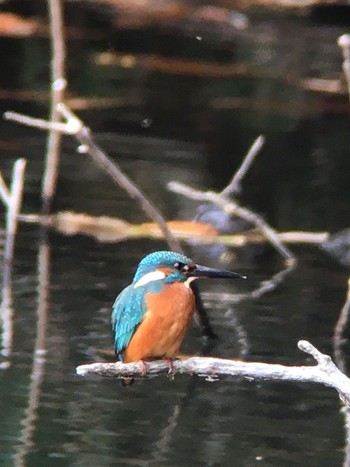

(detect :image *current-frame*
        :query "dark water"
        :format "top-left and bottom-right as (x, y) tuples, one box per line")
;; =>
(1, 6), (350, 467)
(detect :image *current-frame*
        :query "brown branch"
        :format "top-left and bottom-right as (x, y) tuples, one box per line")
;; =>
(76, 340), (350, 406)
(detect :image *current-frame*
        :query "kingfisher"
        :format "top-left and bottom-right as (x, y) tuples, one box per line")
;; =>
(111, 250), (245, 378)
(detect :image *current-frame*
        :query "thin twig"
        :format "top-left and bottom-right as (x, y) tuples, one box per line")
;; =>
(42, 0), (66, 213)
(4, 111), (74, 133)
(220, 135), (265, 197)
(168, 181), (296, 264)
(76, 340), (350, 406)
(338, 34), (350, 102)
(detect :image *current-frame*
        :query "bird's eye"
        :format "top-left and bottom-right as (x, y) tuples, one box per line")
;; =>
(174, 262), (195, 274)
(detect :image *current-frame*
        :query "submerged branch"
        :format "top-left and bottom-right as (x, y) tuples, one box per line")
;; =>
(76, 340), (350, 406)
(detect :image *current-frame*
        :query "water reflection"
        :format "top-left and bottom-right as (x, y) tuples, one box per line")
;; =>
(14, 233), (50, 467)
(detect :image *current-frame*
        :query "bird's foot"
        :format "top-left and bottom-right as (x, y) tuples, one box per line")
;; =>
(139, 360), (148, 377)
(163, 357), (175, 381)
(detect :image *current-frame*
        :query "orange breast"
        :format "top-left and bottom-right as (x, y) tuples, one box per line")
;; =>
(123, 282), (195, 362)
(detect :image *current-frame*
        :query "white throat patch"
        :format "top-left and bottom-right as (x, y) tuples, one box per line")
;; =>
(184, 276), (197, 288)
(133, 270), (166, 288)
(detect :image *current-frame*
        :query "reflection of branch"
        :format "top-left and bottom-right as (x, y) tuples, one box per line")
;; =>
(338, 34), (350, 102)
(77, 340), (350, 405)
(14, 237), (50, 467)
(250, 262), (296, 299)
(152, 404), (180, 464)
(0, 282), (13, 367)
(220, 135), (265, 197)
(168, 181), (296, 264)
(42, 0), (66, 213)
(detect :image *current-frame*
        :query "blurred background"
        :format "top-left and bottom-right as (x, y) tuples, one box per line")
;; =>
(1, 1), (350, 466)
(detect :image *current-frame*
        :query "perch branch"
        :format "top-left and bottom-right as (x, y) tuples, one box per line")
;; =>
(220, 135), (265, 197)
(168, 181), (296, 264)
(76, 340), (350, 406)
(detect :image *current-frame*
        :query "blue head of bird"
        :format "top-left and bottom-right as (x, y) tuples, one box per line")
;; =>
(132, 250), (245, 289)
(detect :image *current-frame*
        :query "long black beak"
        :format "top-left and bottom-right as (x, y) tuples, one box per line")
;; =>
(189, 265), (246, 280)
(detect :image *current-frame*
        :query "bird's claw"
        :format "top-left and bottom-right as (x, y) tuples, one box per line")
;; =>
(139, 360), (148, 376)
(163, 358), (175, 381)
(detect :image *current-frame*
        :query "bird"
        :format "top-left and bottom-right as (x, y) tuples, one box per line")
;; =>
(111, 250), (246, 380)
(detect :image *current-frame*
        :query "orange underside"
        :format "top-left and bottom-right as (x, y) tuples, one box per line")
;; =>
(123, 282), (196, 362)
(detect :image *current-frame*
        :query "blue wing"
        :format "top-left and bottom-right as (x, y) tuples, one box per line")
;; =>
(111, 284), (147, 360)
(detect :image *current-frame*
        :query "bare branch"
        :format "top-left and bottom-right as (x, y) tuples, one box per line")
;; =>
(220, 135), (265, 197)
(4, 111), (74, 134)
(168, 181), (296, 264)
(42, 0), (66, 213)
(76, 340), (350, 405)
